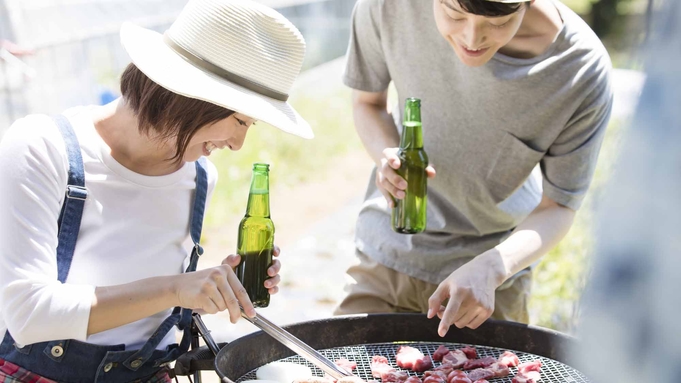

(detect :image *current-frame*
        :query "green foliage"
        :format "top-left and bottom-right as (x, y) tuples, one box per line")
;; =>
(529, 118), (626, 332)
(563, 0), (649, 70)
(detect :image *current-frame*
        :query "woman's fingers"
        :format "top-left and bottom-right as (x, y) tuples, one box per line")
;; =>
(222, 254), (241, 267)
(227, 270), (255, 319)
(268, 259), (281, 277)
(268, 285), (279, 295)
(265, 274), (280, 289)
(205, 269), (229, 313)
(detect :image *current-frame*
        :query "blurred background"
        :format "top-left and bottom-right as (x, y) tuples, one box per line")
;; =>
(0, 0), (653, 371)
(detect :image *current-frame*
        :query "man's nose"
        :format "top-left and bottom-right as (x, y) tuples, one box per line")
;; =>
(462, 21), (485, 48)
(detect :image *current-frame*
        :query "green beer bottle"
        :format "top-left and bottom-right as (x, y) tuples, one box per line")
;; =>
(391, 98), (428, 234)
(236, 163), (275, 307)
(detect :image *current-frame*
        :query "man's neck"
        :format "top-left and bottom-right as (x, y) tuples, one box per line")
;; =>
(498, 0), (563, 59)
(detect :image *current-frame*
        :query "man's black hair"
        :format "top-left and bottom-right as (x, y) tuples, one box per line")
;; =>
(452, 0), (530, 17)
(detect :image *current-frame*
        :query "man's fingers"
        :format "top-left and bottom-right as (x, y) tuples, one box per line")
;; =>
(383, 150), (401, 170)
(427, 287), (450, 319)
(380, 188), (395, 208)
(377, 172), (401, 203)
(438, 297), (463, 337)
(273, 245), (281, 257)
(379, 170), (406, 198)
(468, 311), (489, 330)
(454, 306), (480, 329)
(426, 165), (437, 179)
(436, 305), (446, 319)
(384, 167), (407, 191)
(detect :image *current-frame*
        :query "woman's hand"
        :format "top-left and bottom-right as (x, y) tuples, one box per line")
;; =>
(223, 245), (282, 295)
(174, 264), (254, 323)
(376, 148), (436, 208)
(427, 252), (506, 336)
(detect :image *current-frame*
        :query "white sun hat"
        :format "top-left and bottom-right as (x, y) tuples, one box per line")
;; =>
(120, 0), (313, 139)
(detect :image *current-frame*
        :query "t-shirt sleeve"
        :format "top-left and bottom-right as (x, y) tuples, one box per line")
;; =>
(0, 115), (95, 346)
(541, 70), (614, 210)
(342, 0), (391, 92)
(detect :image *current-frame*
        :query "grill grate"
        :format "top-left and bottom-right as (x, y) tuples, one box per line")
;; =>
(235, 342), (589, 383)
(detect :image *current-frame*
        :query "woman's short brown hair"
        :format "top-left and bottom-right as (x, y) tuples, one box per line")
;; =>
(119, 63), (235, 162)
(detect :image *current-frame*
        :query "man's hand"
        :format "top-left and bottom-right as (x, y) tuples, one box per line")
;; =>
(427, 252), (506, 336)
(376, 148), (436, 208)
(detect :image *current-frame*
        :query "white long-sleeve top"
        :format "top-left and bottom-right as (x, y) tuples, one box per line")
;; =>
(0, 107), (217, 349)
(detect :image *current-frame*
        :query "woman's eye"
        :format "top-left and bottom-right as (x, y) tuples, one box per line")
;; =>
(490, 21), (509, 29)
(235, 118), (247, 126)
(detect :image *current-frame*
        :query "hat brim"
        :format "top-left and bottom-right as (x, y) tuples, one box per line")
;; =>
(120, 22), (313, 139)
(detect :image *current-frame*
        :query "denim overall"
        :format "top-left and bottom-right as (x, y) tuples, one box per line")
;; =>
(0, 115), (208, 382)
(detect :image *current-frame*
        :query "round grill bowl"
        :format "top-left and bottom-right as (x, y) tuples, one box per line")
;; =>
(213, 314), (588, 382)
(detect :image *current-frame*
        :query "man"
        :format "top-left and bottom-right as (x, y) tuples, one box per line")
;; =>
(335, 0), (613, 337)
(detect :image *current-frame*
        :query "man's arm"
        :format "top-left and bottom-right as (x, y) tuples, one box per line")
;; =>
(427, 195), (575, 336)
(352, 89), (436, 205)
(352, 89), (399, 163)
(488, 194), (576, 283)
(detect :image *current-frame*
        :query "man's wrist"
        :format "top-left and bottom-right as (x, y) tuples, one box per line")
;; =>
(478, 249), (510, 288)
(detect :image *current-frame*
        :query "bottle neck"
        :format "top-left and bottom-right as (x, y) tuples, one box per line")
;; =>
(246, 172), (270, 217)
(400, 122), (424, 149)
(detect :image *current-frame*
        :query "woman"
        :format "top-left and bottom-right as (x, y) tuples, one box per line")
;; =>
(0, 0), (312, 381)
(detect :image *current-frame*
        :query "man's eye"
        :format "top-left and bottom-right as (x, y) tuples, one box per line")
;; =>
(235, 117), (247, 126)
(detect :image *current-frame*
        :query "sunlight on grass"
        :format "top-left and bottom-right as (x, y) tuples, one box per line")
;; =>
(529, 118), (627, 332)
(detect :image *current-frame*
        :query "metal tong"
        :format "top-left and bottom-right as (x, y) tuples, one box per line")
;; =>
(239, 310), (353, 380)
(192, 311), (353, 382)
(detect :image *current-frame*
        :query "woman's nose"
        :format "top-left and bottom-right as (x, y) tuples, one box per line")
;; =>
(228, 128), (249, 151)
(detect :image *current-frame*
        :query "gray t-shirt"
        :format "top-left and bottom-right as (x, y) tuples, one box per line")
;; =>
(343, 0), (613, 284)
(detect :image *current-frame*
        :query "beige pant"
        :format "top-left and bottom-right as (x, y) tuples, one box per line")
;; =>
(334, 250), (531, 324)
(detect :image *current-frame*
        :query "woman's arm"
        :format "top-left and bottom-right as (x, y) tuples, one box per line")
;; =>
(87, 249), (282, 336)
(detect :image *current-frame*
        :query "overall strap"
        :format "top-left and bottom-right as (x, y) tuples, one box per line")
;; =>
(53, 115), (88, 283)
(122, 158), (209, 368)
(188, 156), (208, 271)
(178, 157), (208, 347)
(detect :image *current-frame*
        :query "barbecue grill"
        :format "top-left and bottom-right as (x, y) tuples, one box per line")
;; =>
(176, 313), (589, 382)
